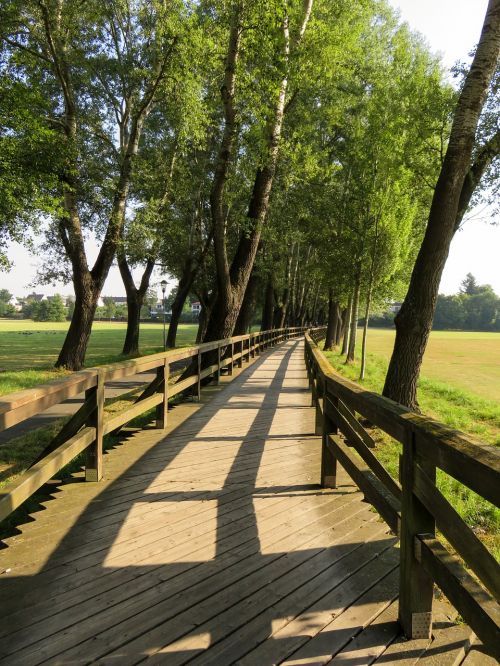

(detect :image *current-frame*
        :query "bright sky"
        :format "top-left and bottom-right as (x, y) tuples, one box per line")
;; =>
(2, 0), (499, 299)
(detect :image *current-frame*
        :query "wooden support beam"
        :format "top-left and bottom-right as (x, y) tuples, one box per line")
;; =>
(414, 463), (500, 602)
(399, 431), (435, 639)
(321, 391), (337, 489)
(326, 398), (401, 501)
(416, 534), (500, 660)
(85, 369), (104, 482)
(155, 360), (169, 430)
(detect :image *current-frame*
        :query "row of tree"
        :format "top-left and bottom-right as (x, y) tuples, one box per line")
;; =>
(1, 0), (499, 409)
(433, 274), (500, 331)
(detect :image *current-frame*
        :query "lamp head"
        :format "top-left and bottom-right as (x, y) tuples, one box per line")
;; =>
(160, 280), (167, 294)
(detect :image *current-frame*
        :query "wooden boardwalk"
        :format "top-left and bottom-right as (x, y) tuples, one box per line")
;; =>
(0, 340), (479, 665)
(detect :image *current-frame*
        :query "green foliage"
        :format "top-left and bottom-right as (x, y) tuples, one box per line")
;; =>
(434, 275), (500, 331)
(30, 294), (66, 322)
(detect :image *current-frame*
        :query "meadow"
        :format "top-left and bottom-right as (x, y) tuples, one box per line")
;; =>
(0, 320), (199, 396)
(323, 328), (500, 445)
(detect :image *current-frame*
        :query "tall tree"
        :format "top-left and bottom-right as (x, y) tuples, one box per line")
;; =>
(201, 0), (314, 343)
(1, 0), (184, 369)
(383, 0), (500, 408)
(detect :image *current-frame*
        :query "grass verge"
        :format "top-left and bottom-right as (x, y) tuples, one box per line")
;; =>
(322, 345), (500, 560)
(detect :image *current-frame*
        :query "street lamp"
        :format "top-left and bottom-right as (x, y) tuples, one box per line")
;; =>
(161, 280), (167, 350)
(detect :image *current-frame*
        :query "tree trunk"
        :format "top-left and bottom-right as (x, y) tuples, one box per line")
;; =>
(166, 262), (195, 348)
(382, 0), (500, 409)
(56, 285), (98, 370)
(119, 254), (156, 356)
(335, 307), (346, 346)
(200, 3), (313, 346)
(234, 272), (260, 335)
(359, 286), (373, 380)
(324, 289), (338, 351)
(196, 290), (216, 343)
(346, 274), (361, 364)
(122, 294), (142, 356)
(341, 295), (353, 356)
(261, 274), (275, 331)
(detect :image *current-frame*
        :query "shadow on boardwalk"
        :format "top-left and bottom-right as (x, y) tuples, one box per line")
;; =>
(0, 340), (412, 664)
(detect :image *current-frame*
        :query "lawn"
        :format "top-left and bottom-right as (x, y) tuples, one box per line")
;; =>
(362, 328), (500, 402)
(0, 319), (199, 396)
(323, 328), (500, 445)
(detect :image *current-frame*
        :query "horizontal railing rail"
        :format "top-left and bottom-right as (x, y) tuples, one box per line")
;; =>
(0, 327), (306, 525)
(304, 330), (500, 658)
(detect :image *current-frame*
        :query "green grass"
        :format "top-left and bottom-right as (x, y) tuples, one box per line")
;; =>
(322, 331), (500, 559)
(359, 328), (500, 402)
(0, 319), (198, 395)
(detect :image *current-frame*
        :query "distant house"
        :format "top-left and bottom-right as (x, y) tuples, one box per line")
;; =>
(388, 302), (403, 313)
(191, 301), (201, 314)
(26, 292), (46, 302)
(100, 296), (128, 307)
(9, 296), (22, 311)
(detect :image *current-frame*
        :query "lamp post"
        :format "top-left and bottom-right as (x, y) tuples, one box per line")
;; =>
(161, 280), (167, 350)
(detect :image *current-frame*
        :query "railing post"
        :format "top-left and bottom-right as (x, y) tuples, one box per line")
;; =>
(229, 342), (234, 375)
(238, 340), (243, 368)
(315, 374), (323, 436)
(321, 387), (337, 489)
(197, 350), (202, 400)
(217, 344), (221, 384)
(156, 359), (169, 429)
(85, 369), (104, 482)
(399, 431), (435, 639)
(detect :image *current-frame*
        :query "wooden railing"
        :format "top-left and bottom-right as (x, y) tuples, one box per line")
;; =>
(304, 330), (500, 658)
(0, 327), (305, 524)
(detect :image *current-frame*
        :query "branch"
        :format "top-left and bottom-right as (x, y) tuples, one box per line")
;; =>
(2, 36), (51, 63)
(455, 127), (500, 230)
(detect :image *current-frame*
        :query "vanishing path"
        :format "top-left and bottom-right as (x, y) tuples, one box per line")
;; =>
(0, 340), (476, 664)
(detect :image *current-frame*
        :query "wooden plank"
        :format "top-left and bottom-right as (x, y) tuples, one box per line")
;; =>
(414, 428), (500, 509)
(28, 396), (96, 469)
(416, 534), (500, 659)
(461, 639), (499, 665)
(326, 397), (401, 501)
(413, 624), (474, 666)
(168, 374), (198, 397)
(102, 393), (163, 435)
(338, 398), (376, 448)
(0, 371), (97, 431)
(327, 434), (400, 533)
(0, 370), (97, 417)
(414, 463), (500, 602)
(328, 600), (400, 664)
(233, 548), (399, 666)
(0, 427), (95, 522)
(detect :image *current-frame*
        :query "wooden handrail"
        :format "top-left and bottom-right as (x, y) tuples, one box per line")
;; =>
(0, 327), (306, 525)
(304, 330), (500, 659)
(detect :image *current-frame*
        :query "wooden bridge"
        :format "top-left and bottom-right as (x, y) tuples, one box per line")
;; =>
(0, 331), (498, 664)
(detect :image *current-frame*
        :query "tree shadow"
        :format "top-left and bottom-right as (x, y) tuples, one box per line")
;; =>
(0, 340), (400, 665)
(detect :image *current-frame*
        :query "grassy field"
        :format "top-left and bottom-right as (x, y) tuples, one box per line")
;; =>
(322, 328), (500, 558)
(325, 328), (500, 445)
(361, 328), (500, 402)
(0, 319), (199, 396)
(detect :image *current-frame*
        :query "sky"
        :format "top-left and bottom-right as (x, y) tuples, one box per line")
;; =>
(2, 0), (498, 299)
